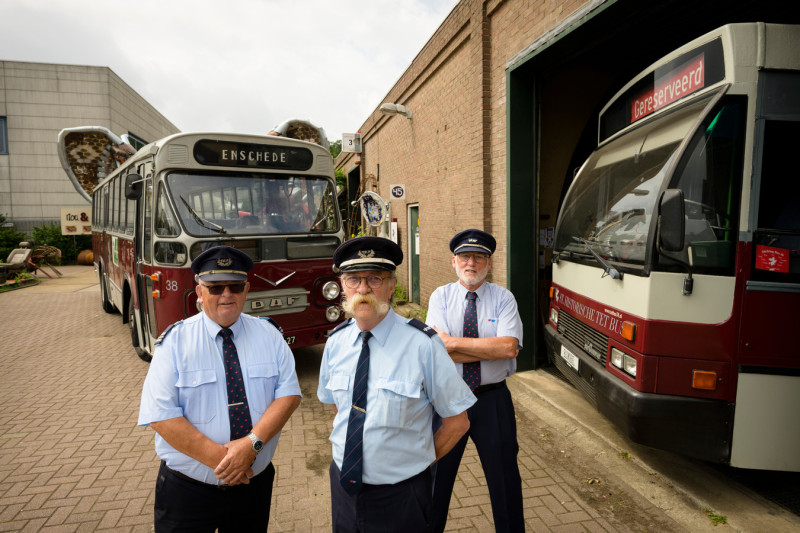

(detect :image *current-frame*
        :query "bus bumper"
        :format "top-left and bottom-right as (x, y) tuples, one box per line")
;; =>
(544, 323), (734, 464)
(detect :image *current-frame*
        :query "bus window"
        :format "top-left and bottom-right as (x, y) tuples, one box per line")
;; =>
(668, 97), (746, 275)
(753, 119), (800, 283)
(103, 186), (110, 230)
(126, 183), (136, 236)
(116, 175), (124, 231)
(167, 172), (339, 237)
(553, 96), (712, 268)
(143, 180), (153, 263)
(110, 177), (118, 231)
(155, 183), (180, 237)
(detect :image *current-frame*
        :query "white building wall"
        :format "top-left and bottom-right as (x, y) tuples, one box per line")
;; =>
(0, 61), (180, 231)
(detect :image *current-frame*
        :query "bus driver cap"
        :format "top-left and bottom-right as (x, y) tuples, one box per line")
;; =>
(450, 229), (496, 256)
(191, 245), (254, 282)
(333, 236), (403, 273)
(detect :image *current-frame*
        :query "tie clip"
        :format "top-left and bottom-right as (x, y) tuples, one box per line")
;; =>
(351, 405), (366, 414)
(228, 402), (244, 407)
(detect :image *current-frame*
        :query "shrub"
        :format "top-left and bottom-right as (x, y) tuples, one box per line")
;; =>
(32, 223), (92, 264)
(0, 214), (27, 260)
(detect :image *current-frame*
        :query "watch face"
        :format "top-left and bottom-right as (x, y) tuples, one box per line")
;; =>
(253, 440), (263, 451)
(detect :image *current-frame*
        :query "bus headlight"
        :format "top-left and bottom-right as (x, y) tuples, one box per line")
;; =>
(322, 281), (341, 300)
(326, 305), (341, 322)
(550, 307), (558, 325)
(610, 348), (637, 377)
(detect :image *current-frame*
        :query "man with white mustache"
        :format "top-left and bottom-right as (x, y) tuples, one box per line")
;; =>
(427, 229), (525, 533)
(318, 236), (475, 532)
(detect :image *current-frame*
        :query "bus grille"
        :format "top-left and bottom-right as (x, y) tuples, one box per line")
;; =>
(557, 311), (609, 366)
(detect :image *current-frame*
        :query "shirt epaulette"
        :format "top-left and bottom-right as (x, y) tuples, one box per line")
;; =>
(407, 318), (436, 338)
(329, 319), (352, 336)
(154, 321), (182, 346)
(259, 316), (283, 333)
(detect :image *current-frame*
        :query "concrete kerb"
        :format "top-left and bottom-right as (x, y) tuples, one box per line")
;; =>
(510, 370), (800, 533)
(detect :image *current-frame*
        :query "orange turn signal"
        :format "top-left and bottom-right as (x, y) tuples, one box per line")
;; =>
(151, 272), (161, 299)
(549, 286), (555, 299)
(621, 321), (636, 342)
(692, 370), (717, 391)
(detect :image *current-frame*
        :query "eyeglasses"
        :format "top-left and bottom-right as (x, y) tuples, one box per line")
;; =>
(456, 253), (489, 263)
(343, 275), (390, 289)
(200, 283), (247, 295)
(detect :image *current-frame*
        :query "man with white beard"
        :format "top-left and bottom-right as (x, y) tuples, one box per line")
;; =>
(318, 236), (475, 532)
(427, 229), (525, 533)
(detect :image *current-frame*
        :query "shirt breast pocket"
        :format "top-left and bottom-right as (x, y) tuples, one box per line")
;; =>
(176, 369), (218, 426)
(325, 373), (351, 407)
(484, 318), (499, 338)
(375, 378), (421, 428)
(246, 362), (279, 418)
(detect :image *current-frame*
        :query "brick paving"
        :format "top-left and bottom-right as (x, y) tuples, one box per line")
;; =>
(0, 266), (693, 532)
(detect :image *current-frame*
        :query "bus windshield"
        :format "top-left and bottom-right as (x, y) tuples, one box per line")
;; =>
(167, 172), (339, 236)
(554, 95), (713, 267)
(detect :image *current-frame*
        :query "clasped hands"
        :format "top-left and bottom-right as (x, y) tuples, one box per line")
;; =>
(213, 436), (257, 486)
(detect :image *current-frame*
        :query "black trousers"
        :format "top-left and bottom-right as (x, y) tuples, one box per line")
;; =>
(431, 382), (524, 533)
(154, 460), (275, 533)
(330, 461), (432, 533)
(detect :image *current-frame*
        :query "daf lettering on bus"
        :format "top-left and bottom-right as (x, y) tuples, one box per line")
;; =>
(632, 54), (705, 123)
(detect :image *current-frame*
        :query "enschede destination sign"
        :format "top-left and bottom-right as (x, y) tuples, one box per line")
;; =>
(193, 140), (314, 171)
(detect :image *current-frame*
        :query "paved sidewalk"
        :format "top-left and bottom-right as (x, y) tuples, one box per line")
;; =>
(2, 266), (794, 532)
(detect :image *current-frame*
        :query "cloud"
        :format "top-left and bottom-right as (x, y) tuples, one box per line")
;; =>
(0, 0), (458, 140)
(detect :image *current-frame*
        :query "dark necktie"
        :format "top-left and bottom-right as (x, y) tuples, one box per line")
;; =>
(219, 327), (253, 440)
(340, 330), (372, 495)
(462, 291), (481, 390)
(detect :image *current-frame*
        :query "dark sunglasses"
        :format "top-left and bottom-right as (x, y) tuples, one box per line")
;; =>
(200, 283), (247, 295)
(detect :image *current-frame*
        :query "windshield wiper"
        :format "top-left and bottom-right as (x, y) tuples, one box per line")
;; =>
(180, 196), (227, 234)
(572, 237), (623, 279)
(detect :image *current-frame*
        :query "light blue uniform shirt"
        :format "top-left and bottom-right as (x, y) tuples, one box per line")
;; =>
(138, 311), (301, 485)
(426, 280), (524, 385)
(317, 309), (475, 485)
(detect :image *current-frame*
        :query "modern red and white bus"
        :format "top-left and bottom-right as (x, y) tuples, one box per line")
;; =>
(545, 23), (800, 471)
(60, 121), (345, 361)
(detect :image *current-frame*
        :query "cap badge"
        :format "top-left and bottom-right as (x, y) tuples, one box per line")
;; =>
(469, 238), (477, 243)
(217, 258), (233, 267)
(358, 250), (375, 259)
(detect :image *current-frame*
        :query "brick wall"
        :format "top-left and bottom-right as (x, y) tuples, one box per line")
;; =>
(342, 0), (595, 306)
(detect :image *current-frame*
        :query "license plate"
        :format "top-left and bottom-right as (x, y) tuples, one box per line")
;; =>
(284, 336), (296, 346)
(560, 345), (580, 372)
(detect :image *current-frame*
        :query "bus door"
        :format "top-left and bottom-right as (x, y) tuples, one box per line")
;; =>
(732, 70), (800, 472)
(135, 166), (157, 356)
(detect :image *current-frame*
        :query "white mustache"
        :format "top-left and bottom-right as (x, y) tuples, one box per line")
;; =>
(341, 293), (390, 317)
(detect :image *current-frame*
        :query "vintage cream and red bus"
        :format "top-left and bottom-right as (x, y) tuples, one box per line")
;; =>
(61, 122), (345, 361)
(545, 23), (800, 471)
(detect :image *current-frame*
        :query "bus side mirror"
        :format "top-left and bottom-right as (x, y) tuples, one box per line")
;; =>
(658, 189), (685, 252)
(125, 173), (143, 200)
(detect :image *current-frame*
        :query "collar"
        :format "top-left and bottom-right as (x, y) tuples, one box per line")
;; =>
(201, 311), (244, 340)
(456, 280), (489, 301)
(348, 308), (397, 348)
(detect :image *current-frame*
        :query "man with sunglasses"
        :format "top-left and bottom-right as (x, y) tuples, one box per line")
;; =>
(138, 245), (301, 532)
(427, 229), (525, 533)
(318, 236), (475, 532)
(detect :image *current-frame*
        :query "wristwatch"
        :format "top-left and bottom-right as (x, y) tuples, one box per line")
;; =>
(247, 432), (263, 453)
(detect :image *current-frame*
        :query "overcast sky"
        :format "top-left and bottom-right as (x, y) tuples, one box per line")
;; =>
(0, 0), (458, 143)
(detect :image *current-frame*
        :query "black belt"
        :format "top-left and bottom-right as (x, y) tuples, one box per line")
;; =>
(473, 380), (506, 395)
(161, 460), (267, 491)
